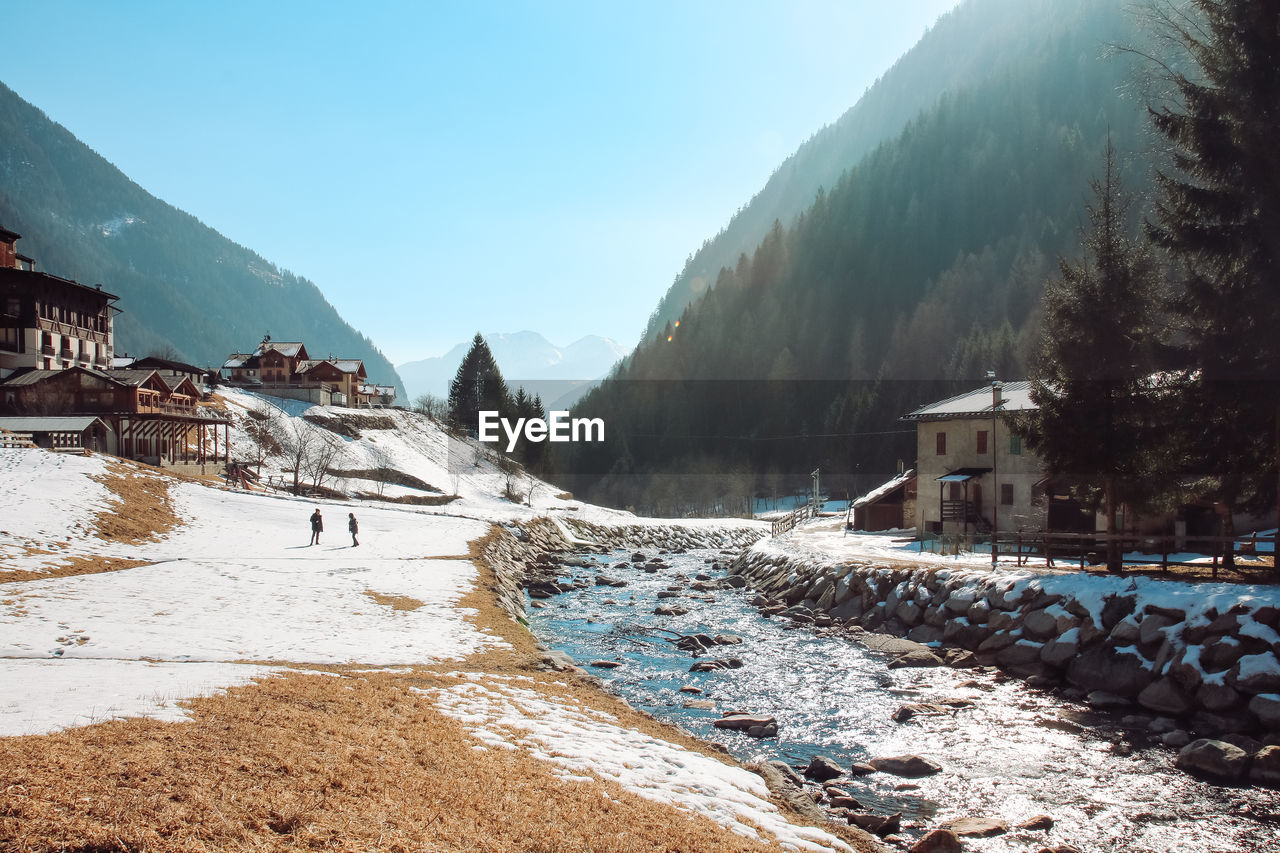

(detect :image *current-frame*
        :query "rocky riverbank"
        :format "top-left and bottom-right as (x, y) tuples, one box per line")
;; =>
(729, 539), (1280, 790)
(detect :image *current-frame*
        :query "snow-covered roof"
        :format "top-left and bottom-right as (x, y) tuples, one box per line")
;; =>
(852, 468), (915, 509)
(223, 354), (253, 369)
(0, 416), (109, 433)
(902, 380), (1037, 421)
(297, 359), (364, 375)
(252, 341), (306, 358)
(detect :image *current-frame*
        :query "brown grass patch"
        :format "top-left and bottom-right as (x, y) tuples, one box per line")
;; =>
(0, 670), (805, 853)
(89, 462), (182, 545)
(0, 519), (867, 852)
(1, 556), (150, 585)
(362, 589), (425, 612)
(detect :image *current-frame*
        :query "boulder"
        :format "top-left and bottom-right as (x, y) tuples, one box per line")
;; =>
(747, 722), (779, 738)
(1101, 593), (1137, 630)
(1248, 744), (1280, 789)
(1228, 652), (1280, 694)
(588, 660), (621, 669)
(1040, 635), (1079, 668)
(997, 641), (1045, 668)
(1022, 608), (1061, 640)
(765, 760), (805, 788)
(828, 795), (862, 810)
(848, 761), (877, 775)
(1137, 677), (1194, 715)
(908, 829), (962, 853)
(689, 658), (743, 672)
(1161, 729), (1192, 749)
(908, 625), (944, 645)
(1109, 618), (1141, 645)
(803, 755), (845, 782)
(889, 649), (945, 668)
(1086, 690), (1132, 710)
(683, 699), (716, 710)
(1248, 693), (1280, 729)
(1174, 738), (1249, 781)
(1018, 815), (1055, 830)
(988, 610), (1017, 631)
(868, 755), (942, 777)
(713, 713), (776, 731)
(847, 812), (901, 836)
(1201, 636), (1245, 671)
(944, 817), (1008, 837)
(1139, 614), (1180, 649)
(654, 602), (689, 616)
(1067, 647), (1155, 698)
(1197, 682), (1245, 712)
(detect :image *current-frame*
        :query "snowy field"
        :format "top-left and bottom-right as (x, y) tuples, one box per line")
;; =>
(0, 393), (839, 850)
(0, 447), (502, 735)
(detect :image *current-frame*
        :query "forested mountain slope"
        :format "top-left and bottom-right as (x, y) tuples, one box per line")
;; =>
(0, 82), (403, 392)
(568, 0), (1157, 512)
(640, 0), (1146, 346)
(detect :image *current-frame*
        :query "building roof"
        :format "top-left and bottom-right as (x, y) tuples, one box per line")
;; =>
(223, 353), (254, 369)
(0, 416), (110, 433)
(297, 359), (364, 375)
(853, 469), (915, 509)
(0, 267), (119, 302)
(253, 341), (306, 358)
(131, 356), (207, 376)
(0, 225), (20, 241)
(902, 380), (1037, 421)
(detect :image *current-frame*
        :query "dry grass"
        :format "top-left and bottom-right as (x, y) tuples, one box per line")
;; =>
(0, 487), (866, 852)
(0, 556), (150, 585)
(362, 589), (425, 612)
(90, 461), (182, 545)
(0, 671), (791, 853)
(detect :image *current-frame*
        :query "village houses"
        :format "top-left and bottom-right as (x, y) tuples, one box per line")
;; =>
(0, 226), (232, 469)
(222, 338), (394, 409)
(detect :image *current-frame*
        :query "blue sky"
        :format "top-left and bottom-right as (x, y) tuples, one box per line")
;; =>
(1, 1), (959, 363)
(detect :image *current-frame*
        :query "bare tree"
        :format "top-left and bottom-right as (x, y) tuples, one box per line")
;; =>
(412, 393), (448, 420)
(244, 405), (284, 477)
(303, 432), (345, 492)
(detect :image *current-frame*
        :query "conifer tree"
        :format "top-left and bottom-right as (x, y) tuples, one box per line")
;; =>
(447, 333), (512, 435)
(1146, 0), (1280, 556)
(1022, 141), (1161, 572)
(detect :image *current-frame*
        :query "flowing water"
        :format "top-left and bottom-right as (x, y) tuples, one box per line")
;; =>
(527, 547), (1280, 852)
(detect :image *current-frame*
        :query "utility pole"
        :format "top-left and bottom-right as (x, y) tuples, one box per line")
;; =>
(988, 371), (1002, 567)
(811, 468), (821, 516)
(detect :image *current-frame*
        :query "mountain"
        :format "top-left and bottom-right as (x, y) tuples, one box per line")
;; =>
(398, 331), (626, 409)
(566, 0), (1158, 512)
(638, 0), (1140, 347)
(0, 81), (404, 395)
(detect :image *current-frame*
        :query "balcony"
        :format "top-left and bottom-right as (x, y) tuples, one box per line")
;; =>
(41, 344), (55, 356)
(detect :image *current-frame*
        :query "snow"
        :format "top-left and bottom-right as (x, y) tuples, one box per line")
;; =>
(422, 675), (852, 852)
(0, 400), (840, 848)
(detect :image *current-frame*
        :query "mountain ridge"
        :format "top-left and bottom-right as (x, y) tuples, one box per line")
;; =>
(0, 80), (404, 395)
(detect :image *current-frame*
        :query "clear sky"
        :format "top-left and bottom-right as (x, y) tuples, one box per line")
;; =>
(1, 1), (959, 364)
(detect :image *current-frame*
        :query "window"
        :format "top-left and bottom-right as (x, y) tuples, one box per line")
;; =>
(976, 430), (988, 454)
(936, 432), (946, 455)
(1001, 483), (1014, 505)
(1009, 434), (1022, 455)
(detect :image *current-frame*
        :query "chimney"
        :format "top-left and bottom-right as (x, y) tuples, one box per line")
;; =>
(987, 370), (1003, 409)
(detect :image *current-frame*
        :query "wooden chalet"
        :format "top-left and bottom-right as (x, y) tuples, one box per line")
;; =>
(297, 358), (367, 406)
(851, 468), (916, 531)
(1, 227), (118, 378)
(0, 366), (229, 472)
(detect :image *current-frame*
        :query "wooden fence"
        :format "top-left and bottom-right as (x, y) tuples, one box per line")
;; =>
(0, 428), (37, 449)
(771, 502), (815, 537)
(985, 530), (1277, 577)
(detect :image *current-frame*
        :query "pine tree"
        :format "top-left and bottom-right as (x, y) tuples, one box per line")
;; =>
(1146, 0), (1280, 559)
(447, 333), (512, 435)
(1022, 141), (1161, 572)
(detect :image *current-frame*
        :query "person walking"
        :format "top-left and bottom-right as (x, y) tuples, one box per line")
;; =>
(309, 509), (323, 545)
(348, 512), (359, 547)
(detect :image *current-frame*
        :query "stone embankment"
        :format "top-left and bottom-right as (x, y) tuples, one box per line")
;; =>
(476, 516), (764, 625)
(729, 543), (1280, 788)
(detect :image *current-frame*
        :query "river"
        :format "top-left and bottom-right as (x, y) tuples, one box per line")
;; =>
(527, 546), (1280, 852)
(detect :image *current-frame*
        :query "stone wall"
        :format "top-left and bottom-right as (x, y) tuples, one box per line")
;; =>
(729, 545), (1280, 745)
(476, 516), (767, 623)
